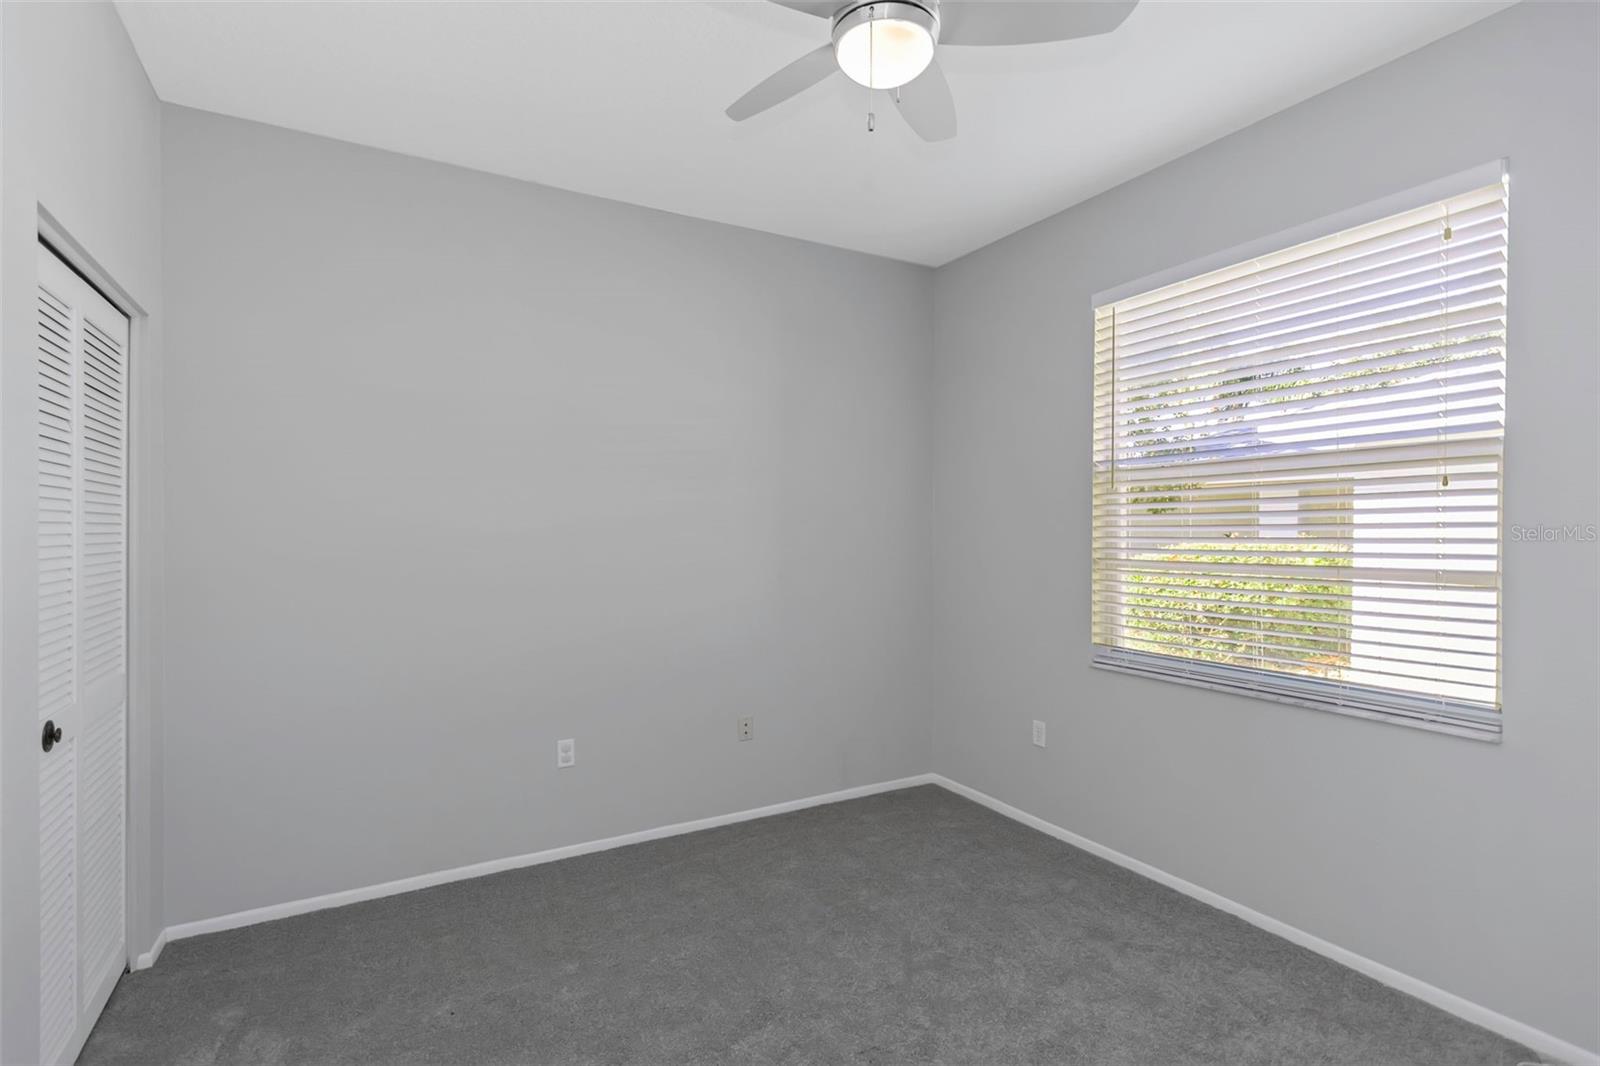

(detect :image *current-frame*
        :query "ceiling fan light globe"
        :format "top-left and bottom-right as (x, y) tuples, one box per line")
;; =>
(831, 3), (937, 89)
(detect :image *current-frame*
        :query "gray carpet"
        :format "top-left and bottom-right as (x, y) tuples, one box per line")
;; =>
(81, 786), (1539, 1065)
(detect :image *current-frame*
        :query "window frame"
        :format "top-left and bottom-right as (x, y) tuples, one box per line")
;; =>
(1088, 161), (1509, 742)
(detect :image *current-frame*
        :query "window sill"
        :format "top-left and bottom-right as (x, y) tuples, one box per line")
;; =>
(1091, 647), (1502, 743)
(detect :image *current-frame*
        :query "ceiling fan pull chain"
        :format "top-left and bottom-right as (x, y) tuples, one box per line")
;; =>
(867, 9), (875, 132)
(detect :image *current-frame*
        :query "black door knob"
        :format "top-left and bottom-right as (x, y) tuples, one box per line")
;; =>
(42, 720), (63, 753)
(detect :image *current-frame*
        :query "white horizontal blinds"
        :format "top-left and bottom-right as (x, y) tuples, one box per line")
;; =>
(1092, 179), (1506, 736)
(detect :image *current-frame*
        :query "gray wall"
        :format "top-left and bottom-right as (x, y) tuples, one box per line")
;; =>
(61, 2), (1594, 1056)
(1, 3), (167, 1061)
(160, 107), (935, 927)
(930, 1), (1598, 1052)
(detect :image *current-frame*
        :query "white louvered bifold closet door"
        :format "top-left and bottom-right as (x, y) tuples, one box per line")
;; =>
(36, 242), (128, 1066)
(1092, 175), (1507, 740)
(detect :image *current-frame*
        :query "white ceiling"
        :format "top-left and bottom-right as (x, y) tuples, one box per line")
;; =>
(116, 0), (1512, 266)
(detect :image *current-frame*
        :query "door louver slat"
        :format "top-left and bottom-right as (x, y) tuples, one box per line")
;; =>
(36, 244), (130, 1064)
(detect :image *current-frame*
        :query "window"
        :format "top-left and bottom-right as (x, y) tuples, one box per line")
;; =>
(1091, 169), (1507, 739)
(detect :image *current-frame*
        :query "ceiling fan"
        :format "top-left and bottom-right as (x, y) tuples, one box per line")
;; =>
(725, 0), (1140, 142)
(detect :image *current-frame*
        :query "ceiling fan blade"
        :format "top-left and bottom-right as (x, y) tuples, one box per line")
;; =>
(894, 57), (956, 142)
(938, 0), (1139, 46)
(726, 45), (839, 121)
(765, 0), (838, 16)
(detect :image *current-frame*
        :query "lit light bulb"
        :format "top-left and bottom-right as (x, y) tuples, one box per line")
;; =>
(833, 5), (936, 90)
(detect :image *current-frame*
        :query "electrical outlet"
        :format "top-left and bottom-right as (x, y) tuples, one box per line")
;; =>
(557, 738), (576, 768)
(738, 716), (754, 742)
(1032, 720), (1046, 748)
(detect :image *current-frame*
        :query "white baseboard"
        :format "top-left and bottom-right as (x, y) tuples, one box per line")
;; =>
(927, 774), (1599, 1066)
(134, 769), (1594, 1065)
(132, 928), (166, 971)
(158, 774), (937, 945)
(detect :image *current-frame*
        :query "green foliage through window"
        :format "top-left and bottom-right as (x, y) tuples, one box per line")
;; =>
(1121, 542), (1352, 673)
